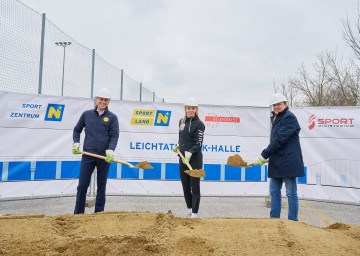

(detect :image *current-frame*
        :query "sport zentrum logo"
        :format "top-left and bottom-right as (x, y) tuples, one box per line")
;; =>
(131, 109), (171, 126)
(307, 114), (355, 130)
(204, 113), (240, 128)
(44, 104), (65, 122)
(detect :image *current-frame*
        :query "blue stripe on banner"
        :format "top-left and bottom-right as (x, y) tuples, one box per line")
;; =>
(8, 162), (31, 181)
(121, 163), (139, 179)
(0, 162), (3, 181)
(61, 161), (80, 179)
(165, 163), (179, 180)
(298, 167), (307, 184)
(35, 161), (57, 180)
(224, 165), (241, 181)
(203, 164), (221, 181)
(108, 163), (117, 178)
(143, 163), (161, 180)
(245, 165), (262, 181)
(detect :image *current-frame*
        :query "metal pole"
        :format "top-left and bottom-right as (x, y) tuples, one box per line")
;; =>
(38, 13), (46, 95)
(139, 82), (142, 102)
(61, 46), (66, 96)
(152, 92), (155, 102)
(120, 69), (124, 100)
(90, 49), (95, 99)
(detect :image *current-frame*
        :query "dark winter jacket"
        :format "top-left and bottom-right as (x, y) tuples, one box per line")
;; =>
(261, 107), (304, 178)
(73, 107), (119, 155)
(178, 116), (205, 163)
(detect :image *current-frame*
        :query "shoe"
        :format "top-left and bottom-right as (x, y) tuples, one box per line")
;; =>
(186, 212), (192, 218)
(190, 213), (198, 218)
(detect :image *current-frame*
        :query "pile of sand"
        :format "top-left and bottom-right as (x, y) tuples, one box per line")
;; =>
(0, 211), (359, 255)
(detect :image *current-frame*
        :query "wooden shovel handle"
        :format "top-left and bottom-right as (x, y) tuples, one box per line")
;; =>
(176, 149), (193, 170)
(80, 151), (134, 168)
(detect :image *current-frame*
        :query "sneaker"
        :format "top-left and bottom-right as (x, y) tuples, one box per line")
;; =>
(190, 213), (198, 218)
(186, 212), (192, 218)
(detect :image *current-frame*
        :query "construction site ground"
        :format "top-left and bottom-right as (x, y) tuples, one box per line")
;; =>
(0, 196), (359, 255)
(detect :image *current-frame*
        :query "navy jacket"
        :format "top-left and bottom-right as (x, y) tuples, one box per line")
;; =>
(73, 107), (119, 155)
(261, 107), (304, 178)
(178, 116), (205, 162)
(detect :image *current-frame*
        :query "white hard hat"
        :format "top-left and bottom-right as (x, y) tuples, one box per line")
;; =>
(269, 93), (287, 105)
(96, 88), (111, 99)
(184, 97), (198, 107)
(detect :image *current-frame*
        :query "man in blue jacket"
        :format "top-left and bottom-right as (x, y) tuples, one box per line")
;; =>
(72, 88), (119, 214)
(257, 93), (304, 221)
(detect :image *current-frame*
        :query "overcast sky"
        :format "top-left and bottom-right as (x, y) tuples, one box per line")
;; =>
(20, 0), (358, 106)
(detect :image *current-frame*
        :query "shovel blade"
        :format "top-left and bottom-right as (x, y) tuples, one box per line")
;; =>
(133, 161), (154, 169)
(185, 169), (206, 178)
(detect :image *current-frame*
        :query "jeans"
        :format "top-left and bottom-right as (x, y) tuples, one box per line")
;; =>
(269, 177), (299, 221)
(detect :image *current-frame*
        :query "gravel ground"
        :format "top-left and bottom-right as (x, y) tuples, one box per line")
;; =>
(0, 196), (359, 228)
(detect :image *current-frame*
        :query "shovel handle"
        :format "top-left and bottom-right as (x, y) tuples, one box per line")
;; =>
(80, 151), (135, 168)
(176, 149), (193, 170)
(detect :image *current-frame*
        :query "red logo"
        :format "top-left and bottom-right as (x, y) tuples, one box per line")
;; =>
(205, 116), (240, 123)
(307, 114), (355, 130)
(205, 114), (240, 128)
(308, 114), (315, 130)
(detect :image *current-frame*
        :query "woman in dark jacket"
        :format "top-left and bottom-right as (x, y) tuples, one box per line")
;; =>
(257, 93), (304, 221)
(173, 97), (205, 218)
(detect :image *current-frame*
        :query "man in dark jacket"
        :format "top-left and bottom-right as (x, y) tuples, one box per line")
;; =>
(257, 93), (304, 221)
(72, 88), (119, 214)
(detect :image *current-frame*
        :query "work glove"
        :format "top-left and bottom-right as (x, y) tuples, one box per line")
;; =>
(257, 155), (267, 165)
(172, 145), (179, 153)
(72, 143), (81, 155)
(182, 151), (192, 165)
(105, 149), (114, 163)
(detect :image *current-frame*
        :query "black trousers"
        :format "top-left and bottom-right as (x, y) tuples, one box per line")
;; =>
(74, 155), (110, 214)
(179, 157), (202, 213)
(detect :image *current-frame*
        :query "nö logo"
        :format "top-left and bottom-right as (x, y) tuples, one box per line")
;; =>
(131, 109), (171, 126)
(44, 104), (65, 121)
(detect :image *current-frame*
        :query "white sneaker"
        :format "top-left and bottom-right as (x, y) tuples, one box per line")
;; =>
(186, 212), (192, 218)
(190, 213), (198, 218)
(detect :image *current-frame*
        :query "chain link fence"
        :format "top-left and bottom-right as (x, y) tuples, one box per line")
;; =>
(0, 0), (164, 102)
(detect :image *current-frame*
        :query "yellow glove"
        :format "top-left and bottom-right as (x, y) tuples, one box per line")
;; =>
(172, 145), (179, 153)
(182, 151), (192, 165)
(257, 155), (267, 165)
(105, 150), (114, 163)
(72, 143), (81, 155)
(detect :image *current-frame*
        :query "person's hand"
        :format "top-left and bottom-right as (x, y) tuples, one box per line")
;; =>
(257, 155), (266, 165)
(105, 150), (114, 163)
(72, 143), (81, 155)
(172, 145), (179, 153)
(182, 151), (192, 165)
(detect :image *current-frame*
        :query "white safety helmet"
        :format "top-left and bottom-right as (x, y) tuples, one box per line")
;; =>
(269, 93), (287, 105)
(96, 88), (111, 99)
(184, 97), (198, 107)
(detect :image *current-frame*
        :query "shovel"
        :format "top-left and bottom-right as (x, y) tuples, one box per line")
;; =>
(176, 149), (206, 178)
(80, 151), (153, 169)
(227, 153), (264, 168)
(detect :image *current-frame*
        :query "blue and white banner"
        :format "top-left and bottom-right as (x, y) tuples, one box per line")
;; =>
(0, 91), (359, 203)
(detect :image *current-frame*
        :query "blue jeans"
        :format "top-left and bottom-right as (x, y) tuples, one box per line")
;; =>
(269, 177), (299, 221)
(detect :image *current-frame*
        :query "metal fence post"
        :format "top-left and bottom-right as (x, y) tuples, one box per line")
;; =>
(152, 92), (155, 102)
(140, 82), (142, 102)
(38, 13), (46, 95)
(90, 49), (95, 99)
(120, 69), (123, 100)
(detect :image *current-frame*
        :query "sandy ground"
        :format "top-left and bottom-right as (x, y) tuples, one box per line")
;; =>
(0, 211), (359, 256)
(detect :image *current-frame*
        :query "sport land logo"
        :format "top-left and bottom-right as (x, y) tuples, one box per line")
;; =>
(308, 114), (355, 130)
(131, 109), (171, 126)
(204, 113), (240, 128)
